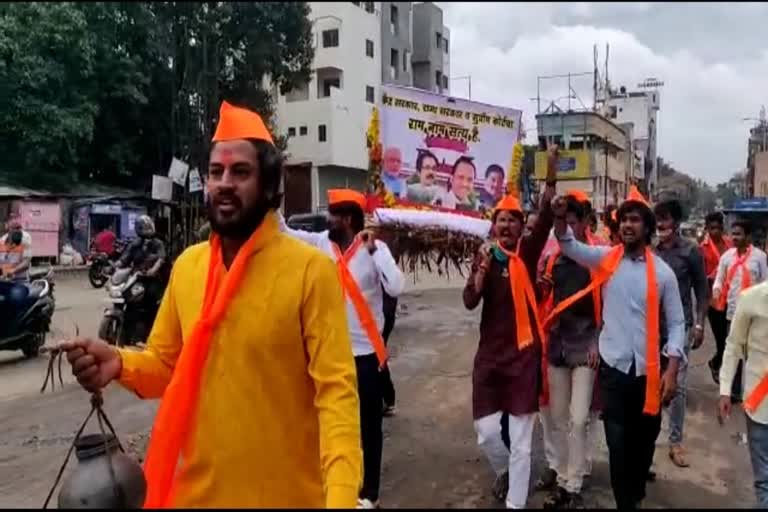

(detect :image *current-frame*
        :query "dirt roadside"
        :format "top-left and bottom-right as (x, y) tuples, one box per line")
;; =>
(0, 283), (756, 508)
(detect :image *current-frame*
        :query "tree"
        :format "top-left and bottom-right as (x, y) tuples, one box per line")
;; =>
(0, 2), (314, 192)
(0, 3), (98, 189)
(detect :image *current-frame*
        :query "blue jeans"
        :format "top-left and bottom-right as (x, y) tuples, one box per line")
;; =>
(668, 330), (690, 446)
(747, 415), (768, 508)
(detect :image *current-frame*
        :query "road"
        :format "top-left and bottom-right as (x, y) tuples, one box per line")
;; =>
(0, 273), (757, 508)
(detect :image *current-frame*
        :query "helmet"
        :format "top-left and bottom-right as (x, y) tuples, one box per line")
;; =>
(134, 215), (156, 238)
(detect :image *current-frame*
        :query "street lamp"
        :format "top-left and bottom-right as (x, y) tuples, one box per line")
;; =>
(450, 75), (471, 100)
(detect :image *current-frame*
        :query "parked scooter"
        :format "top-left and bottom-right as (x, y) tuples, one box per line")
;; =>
(87, 239), (128, 289)
(98, 268), (160, 347)
(0, 268), (56, 358)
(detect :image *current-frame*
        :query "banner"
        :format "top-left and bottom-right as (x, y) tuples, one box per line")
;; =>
(379, 85), (522, 215)
(534, 149), (590, 180)
(151, 175), (173, 201)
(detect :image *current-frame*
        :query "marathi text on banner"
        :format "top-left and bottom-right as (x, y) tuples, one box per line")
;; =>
(378, 85), (522, 216)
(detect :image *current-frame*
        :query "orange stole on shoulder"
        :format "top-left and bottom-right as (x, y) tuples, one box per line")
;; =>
(716, 246), (753, 311)
(142, 226), (268, 508)
(542, 245), (662, 415)
(494, 242), (548, 404)
(332, 238), (389, 368)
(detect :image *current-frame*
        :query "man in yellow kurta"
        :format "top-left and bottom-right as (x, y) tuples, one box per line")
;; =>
(60, 101), (363, 508)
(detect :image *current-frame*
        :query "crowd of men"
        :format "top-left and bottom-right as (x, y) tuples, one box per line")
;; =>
(57, 101), (768, 510)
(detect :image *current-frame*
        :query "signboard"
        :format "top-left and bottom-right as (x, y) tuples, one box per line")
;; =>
(151, 175), (173, 201)
(534, 149), (591, 180)
(379, 85), (522, 214)
(731, 198), (768, 211)
(168, 157), (189, 187)
(188, 169), (203, 193)
(91, 204), (122, 215)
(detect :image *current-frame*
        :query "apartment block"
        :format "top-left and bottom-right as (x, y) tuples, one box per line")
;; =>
(411, 2), (450, 95)
(275, 1), (452, 215)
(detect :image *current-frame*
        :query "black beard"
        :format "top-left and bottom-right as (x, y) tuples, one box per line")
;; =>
(328, 226), (348, 246)
(207, 200), (271, 241)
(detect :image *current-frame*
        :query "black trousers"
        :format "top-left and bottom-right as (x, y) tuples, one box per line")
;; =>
(599, 360), (662, 509)
(724, 320), (744, 399)
(356, 353), (384, 502)
(380, 292), (397, 407)
(708, 306), (729, 371)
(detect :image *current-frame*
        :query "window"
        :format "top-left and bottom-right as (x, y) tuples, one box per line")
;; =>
(390, 48), (399, 79)
(322, 29), (339, 48)
(443, 37), (449, 54)
(403, 50), (408, 72)
(364, 1), (374, 13)
(365, 39), (374, 58)
(442, 75), (448, 90)
(299, 126), (308, 136)
(436, 32), (442, 49)
(318, 124), (327, 143)
(288, 127), (296, 137)
(322, 78), (340, 97)
(435, 70), (442, 88)
(390, 5), (399, 34)
(366, 85), (375, 103)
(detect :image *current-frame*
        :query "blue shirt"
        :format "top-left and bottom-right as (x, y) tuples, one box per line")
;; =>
(557, 226), (686, 376)
(381, 173), (406, 198)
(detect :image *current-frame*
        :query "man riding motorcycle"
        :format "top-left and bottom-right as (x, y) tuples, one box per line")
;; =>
(0, 218), (34, 327)
(116, 215), (167, 308)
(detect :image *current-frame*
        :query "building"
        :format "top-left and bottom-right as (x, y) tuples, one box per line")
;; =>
(753, 150), (768, 198)
(602, 84), (661, 198)
(275, 2), (451, 215)
(411, 2), (450, 95)
(534, 111), (631, 212)
(380, 2), (413, 88)
(747, 118), (768, 198)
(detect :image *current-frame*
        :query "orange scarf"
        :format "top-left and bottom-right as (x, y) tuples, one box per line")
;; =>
(142, 224), (269, 508)
(716, 246), (753, 312)
(701, 235), (731, 280)
(494, 242), (548, 402)
(539, 233), (602, 327)
(543, 245), (662, 416)
(332, 237), (389, 368)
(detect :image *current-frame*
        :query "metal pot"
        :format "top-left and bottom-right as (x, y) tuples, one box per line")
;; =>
(57, 433), (146, 509)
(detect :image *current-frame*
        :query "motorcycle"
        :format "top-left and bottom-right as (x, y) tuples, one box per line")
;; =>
(98, 268), (160, 347)
(0, 268), (56, 358)
(88, 240), (127, 289)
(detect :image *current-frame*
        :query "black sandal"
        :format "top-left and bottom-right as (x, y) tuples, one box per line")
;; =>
(535, 468), (558, 492)
(543, 486), (569, 509)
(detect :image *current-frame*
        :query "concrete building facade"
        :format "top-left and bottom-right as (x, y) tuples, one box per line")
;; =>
(411, 2), (450, 95)
(747, 121), (768, 198)
(603, 86), (660, 198)
(535, 111), (631, 212)
(275, 1), (451, 214)
(380, 2), (413, 87)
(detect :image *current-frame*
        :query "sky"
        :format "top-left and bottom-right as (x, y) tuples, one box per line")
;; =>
(438, 1), (768, 186)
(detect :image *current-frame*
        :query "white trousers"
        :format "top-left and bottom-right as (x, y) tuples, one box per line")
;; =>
(547, 365), (596, 493)
(542, 406), (600, 477)
(474, 412), (535, 509)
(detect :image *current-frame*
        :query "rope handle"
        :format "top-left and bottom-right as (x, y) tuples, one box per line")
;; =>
(41, 341), (125, 509)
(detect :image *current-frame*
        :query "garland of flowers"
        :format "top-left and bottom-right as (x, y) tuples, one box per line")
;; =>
(506, 142), (524, 197)
(365, 107), (397, 208)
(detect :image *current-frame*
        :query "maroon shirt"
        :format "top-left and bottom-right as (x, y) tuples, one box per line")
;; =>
(463, 203), (554, 419)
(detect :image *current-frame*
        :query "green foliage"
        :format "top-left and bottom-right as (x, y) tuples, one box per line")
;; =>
(0, 2), (314, 191)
